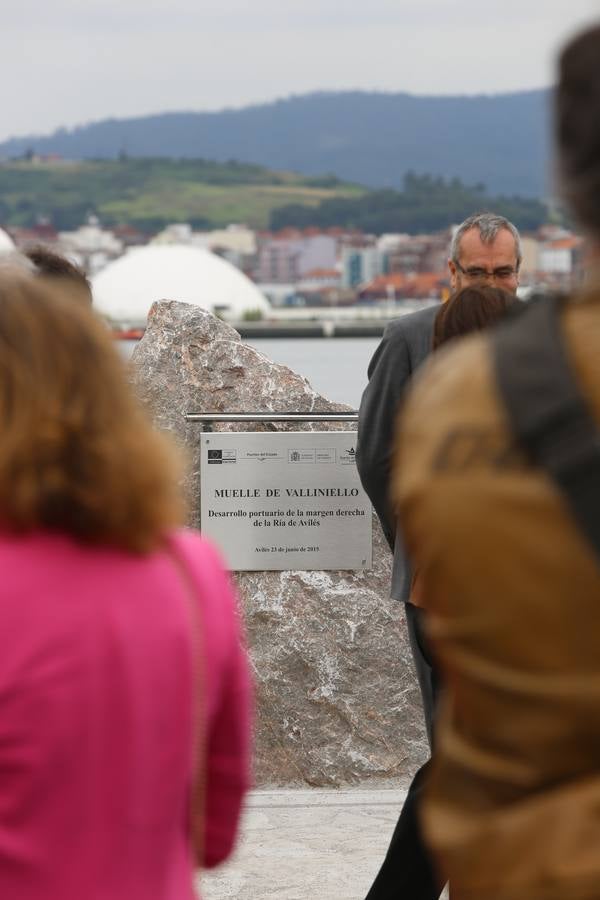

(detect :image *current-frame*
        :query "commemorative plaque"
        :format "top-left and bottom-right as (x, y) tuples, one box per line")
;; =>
(200, 431), (372, 571)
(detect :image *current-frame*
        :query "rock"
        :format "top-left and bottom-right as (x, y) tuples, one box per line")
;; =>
(132, 301), (428, 786)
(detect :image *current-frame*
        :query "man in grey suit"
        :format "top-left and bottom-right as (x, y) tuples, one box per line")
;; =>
(357, 212), (522, 899)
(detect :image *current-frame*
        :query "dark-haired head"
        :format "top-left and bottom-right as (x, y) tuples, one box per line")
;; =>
(433, 285), (517, 350)
(556, 24), (600, 237)
(24, 245), (93, 304)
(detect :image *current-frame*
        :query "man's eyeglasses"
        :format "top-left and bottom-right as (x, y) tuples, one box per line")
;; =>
(455, 261), (518, 282)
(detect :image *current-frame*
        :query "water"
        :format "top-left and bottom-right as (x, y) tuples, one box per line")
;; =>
(121, 337), (381, 408)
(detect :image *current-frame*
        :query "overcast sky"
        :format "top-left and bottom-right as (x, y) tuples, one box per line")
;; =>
(1, 0), (598, 142)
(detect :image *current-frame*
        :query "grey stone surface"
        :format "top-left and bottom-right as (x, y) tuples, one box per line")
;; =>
(132, 301), (428, 786)
(199, 787), (408, 900)
(199, 787), (450, 900)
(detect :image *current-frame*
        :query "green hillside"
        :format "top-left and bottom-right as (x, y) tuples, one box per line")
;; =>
(0, 157), (551, 235)
(0, 158), (364, 232)
(272, 173), (550, 234)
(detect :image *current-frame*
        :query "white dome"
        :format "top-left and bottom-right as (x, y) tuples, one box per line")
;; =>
(92, 244), (270, 323)
(0, 229), (15, 253)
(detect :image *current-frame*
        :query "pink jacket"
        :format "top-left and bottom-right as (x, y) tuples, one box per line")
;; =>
(0, 528), (252, 899)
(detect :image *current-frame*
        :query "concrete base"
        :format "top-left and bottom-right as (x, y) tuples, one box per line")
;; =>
(200, 787), (409, 899)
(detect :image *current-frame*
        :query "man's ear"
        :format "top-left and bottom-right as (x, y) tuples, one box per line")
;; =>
(448, 258), (458, 289)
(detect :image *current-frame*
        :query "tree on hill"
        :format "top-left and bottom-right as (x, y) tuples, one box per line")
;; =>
(270, 173), (549, 234)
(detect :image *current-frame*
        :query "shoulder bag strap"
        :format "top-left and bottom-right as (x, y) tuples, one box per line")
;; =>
(166, 538), (206, 868)
(491, 293), (600, 558)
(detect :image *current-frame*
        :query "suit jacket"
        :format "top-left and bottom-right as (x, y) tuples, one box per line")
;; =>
(356, 303), (438, 601)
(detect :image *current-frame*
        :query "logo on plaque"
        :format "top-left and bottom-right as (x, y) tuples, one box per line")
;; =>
(207, 449), (236, 464)
(340, 447), (356, 465)
(288, 448), (316, 463)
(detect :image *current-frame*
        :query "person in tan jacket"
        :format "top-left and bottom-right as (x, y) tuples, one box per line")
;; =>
(393, 23), (600, 900)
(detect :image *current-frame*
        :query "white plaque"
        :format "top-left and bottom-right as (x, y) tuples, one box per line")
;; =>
(200, 431), (372, 571)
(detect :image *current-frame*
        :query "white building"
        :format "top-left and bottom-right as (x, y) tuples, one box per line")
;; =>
(199, 225), (257, 257)
(92, 244), (271, 325)
(0, 228), (15, 254)
(151, 223), (194, 245)
(256, 234), (337, 283)
(538, 239), (579, 275)
(59, 216), (124, 274)
(341, 245), (382, 289)
(152, 223), (256, 257)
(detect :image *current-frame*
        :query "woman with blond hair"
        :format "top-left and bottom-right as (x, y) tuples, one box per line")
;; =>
(0, 271), (251, 899)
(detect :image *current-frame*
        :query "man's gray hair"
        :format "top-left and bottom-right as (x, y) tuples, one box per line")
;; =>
(450, 212), (522, 269)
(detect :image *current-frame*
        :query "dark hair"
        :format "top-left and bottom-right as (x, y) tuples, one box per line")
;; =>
(432, 285), (516, 350)
(0, 272), (184, 551)
(24, 245), (93, 303)
(556, 24), (600, 235)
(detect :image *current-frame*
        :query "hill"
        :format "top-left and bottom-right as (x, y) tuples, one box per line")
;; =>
(0, 158), (363, 231)
(271, 173), (549, 234)
(0, 159), (549, 235)
(0, 90), (551, 198)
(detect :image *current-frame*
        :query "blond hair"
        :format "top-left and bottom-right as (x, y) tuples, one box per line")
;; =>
(0, 272), (184, 552)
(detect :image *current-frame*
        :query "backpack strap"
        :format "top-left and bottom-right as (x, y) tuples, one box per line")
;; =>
(491, 293), (600, 558)
(165, 536), (206, 867)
